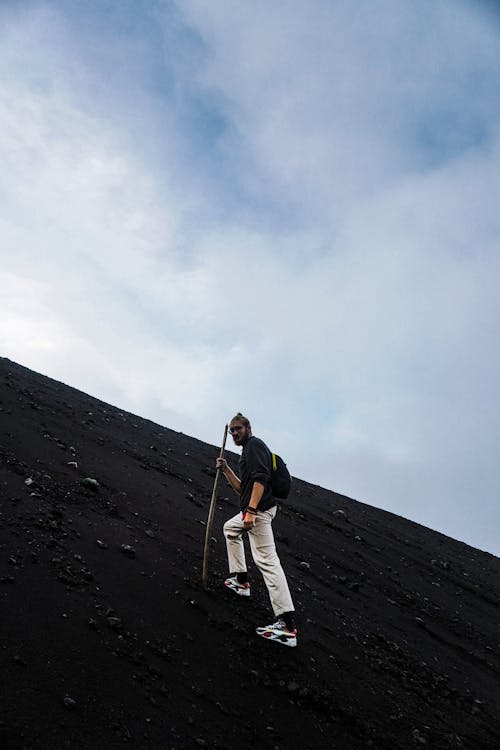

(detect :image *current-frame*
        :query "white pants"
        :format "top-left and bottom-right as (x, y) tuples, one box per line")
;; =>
(223, 507), (294, 617)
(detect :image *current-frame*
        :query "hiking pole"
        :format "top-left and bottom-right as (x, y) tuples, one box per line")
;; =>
(202, 424), (228, 589)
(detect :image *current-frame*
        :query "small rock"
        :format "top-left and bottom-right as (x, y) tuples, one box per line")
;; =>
(412, 728), (427, 745)
(63, 695), (77, 710)
(67, 461), (78, 469)
(347, 581), (361, 591)
(25, 478), (34, 486)
(96, 540), (108, 549)
(81, 478), (99, 491)
(287, 682), (300, 693)
(299, 561), (310, 570)
(120, 544), (136, 559)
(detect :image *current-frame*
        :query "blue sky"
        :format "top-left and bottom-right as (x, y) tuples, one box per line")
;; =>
(1, 0), (499, 556)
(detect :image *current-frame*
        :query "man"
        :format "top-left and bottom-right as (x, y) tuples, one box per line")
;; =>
(216, 413), (297, 648)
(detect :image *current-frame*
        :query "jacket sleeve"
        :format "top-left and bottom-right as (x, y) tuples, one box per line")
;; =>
(246, 439), (271, 485)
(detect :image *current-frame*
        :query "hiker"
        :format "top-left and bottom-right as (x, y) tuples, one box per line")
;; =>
(216, 412), (297, 647)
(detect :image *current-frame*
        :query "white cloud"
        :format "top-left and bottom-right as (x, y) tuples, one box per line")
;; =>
(177, 0), (500, 220)
(0, 1), (499, 556)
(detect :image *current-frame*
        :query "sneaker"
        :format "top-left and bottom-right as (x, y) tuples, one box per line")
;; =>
(224, 576), (251, 597)
(256, 618), (298, 647)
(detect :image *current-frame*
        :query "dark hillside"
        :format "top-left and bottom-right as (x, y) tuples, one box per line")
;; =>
(1, 357), (499, 749)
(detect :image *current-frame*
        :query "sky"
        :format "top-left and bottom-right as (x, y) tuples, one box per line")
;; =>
(1, 0), (499, 556)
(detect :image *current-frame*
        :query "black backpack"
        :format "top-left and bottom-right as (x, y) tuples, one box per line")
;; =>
(270, 452), (292, 499)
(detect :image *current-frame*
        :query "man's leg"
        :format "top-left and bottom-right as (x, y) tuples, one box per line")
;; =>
(248, 508), (294, 618)
(223, 512), (247, 575)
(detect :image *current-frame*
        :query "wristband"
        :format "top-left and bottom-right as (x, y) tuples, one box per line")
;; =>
(245, 507), (257, 515)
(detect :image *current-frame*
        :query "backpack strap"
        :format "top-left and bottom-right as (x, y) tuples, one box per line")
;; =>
(272, 452), (277, 471)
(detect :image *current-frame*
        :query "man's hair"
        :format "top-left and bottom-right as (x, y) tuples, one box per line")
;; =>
(230, 412), (251, 429)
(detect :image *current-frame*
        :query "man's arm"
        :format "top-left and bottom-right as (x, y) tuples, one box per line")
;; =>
(242, 481), (265, 528)
(247, 481), (264, 512)
(216, 458), (241, 494)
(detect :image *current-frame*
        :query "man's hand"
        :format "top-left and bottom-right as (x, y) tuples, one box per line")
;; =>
(216, 458), (228, 472)
(242, 512), (256, 529)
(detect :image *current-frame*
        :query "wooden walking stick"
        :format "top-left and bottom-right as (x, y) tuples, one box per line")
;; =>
(202, 424), (228, 589)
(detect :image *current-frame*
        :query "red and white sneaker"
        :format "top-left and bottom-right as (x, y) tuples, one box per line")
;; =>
(224, 576), (251, 597)
(256, 618), (297, 647)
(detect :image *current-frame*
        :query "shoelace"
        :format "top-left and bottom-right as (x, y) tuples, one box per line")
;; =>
(272, 619), (287, 630)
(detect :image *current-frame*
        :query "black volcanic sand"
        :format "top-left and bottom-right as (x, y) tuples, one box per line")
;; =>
(1, 358), (499, 750)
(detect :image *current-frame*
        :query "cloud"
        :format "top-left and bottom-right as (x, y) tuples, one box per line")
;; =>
(176, 0), (500, 221)
(166, 0), (500, 554)
(1, 1), (499, 556)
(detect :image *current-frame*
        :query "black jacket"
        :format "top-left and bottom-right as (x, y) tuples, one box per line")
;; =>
(238, 436), (275, 512)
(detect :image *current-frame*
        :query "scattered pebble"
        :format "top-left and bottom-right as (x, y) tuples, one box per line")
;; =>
(63, 696), (77, 710)
(81, 478), (99, 491)
(120, 544), (136, 559)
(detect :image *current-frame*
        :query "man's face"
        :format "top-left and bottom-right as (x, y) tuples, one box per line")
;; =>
(229, 422), (250, 446)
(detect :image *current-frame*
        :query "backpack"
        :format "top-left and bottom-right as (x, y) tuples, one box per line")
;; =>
(270, 452), (292, 499)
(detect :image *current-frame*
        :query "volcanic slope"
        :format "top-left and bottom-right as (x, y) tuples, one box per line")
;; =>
(0, 357), (499, 750)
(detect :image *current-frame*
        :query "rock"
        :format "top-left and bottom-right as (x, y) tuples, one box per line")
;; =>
(81, 477), (99, 491)
(63, 695), (77, 709)
(120, 544), (136, 558)
(25, 478), (34, 486)
(96, 540), (108, 549)
(67, 461), (78, 469)
(299, 561), (310, 570)
(412, 728), (427, 745)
